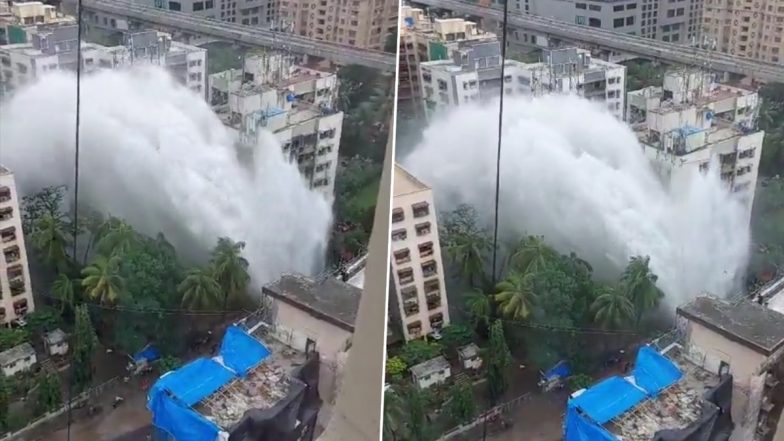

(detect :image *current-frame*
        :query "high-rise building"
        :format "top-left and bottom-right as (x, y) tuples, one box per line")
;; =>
(700, 0), (784, 64)
(627, 69), (764, 223)
(209, 52), (343, 199)
(419, 42), (627, 120)
(389, 164), (449, 341)
(0, 166), (35, 326)
(84, 0), (275, 29)
(278, 0), (398, 50)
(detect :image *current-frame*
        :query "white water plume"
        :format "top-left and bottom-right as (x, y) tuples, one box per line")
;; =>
(402, 95), (750, 309)
(0, 67), (332, 285)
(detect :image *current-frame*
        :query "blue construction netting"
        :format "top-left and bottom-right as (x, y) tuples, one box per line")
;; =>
(149, 357), (236, 407)
(564, 406), (617, 441)
(133, 344), (161, 364)
(633, 346), (683, 397)
(219, 325), (271, 376)
(149, 390), (221, 441)
(568, 376), (647, 424)
(543, 360), (571, 382)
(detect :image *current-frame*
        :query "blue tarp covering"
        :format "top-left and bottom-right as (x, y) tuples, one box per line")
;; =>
(133, 344), (161, 363)
(568, 376), (647, 424)
(218, 325), (271, 376)
(564, 406), (616, 441)
(543, 360), (571, 381)
(149, 391), (220, 441)
(633, 346), (683, 397)
(150, 358), (235, 407)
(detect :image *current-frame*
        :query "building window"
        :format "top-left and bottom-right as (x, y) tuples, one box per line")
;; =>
(422, 260), (437, 278)
(415, 222), (431, 237)
(0, 207), (12, 222)
(626, 16), (634, 25)
(588, 4), (601, 11)
(391, 229), (407, 241)
(588, 17), (602, 27)
(739, 148), (755, 159)
(575, 2), (587, 8)
(419, 241), (434, 258)
(194, 1), (204, 10)
(169, 1), (182, 10)
(398, 268), (414, 285)
(614, 17), (625, 27)
(394, 249), (411, 265)
(392, 208), (404, 223)
(412, 202), (429, 218)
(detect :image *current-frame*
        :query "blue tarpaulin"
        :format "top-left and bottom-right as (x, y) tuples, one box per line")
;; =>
(564, 406), (616, 441)
(568, 376), (647, 424)
(633, 346), (683, 397)
(149, 391), (220, 441)
(149, 358), (235, 407)
(133, 344), (161, 363)
(218, 325), (271, 376)
(543, 360), (571, 381)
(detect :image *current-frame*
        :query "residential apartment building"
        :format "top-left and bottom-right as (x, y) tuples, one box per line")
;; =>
(627, 69), (763, 223)
(0, 166), (35, 327)
(0, 26), (207, 98)
(503, 0), (702, 47)
(278, 0), (398, 50)
(701, 0), (784, 64)
(419, 42), (626, 119)
(0, 1), (75, 45)
(209, 52), (342, 198)
(398, 5), (496, 117)
(390, 164), (449, 341)
(83, 0), (275, 29)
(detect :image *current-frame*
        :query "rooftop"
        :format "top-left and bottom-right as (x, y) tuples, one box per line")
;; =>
(262, 273), (362, 333)
(0, 342), (35, 365)
(411, 355), (450, 378)
(677, 296), (784, 355)
(457, 343), (480, 360)
(44, 328), (67, 345)
(394, 164), (429, 197)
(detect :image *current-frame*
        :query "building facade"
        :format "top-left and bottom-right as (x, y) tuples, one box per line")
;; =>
(0, 342), (36, 376)
(701, 0), (784, 64)
(627, 69), (763, 223)
(86, 0), (274, 29)
(419, 43), (626, 119)
(210, 53), (342, 198)
(278, 0), (397, 50)
(390, 164), (449, 341)
(0, 166), (35, 327)
(0, 1), (76, 45)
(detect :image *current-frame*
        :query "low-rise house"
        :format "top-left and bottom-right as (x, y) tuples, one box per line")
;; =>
(43, 328), (68, 356)
(0, 342), (35, 376)
(457, 343), (482, 370)
(411, 355), (451, 389)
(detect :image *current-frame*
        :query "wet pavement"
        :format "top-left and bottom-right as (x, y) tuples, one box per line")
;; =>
(486, 391), (567, 441)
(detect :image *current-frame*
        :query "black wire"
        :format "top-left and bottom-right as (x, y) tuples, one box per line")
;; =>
(483, 0), (510, 438)
(66, 0), (83, 438)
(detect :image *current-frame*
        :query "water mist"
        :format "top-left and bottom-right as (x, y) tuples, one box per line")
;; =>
(0, 67), (332, 285)
(402, 95), (750, 309)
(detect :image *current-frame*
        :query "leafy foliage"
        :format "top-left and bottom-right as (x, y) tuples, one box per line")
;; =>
(21, 185), (67, 235)
(0, 374), (8, 428)
(155, 355), (183, 374)
(385, 356), (408, 380)
(569, 373), (594, 391)
(400, 340), (442, 366)
(210, 237), (251, 309)
(759, 84), (784, 177)
(445, 382), (475, 425)
(439, 324), (474, 353)
(383, 388), (407, 441)
(25, 307), (62, 337)
(441, 205), (493, 288)
(72, 305), (98, 392)
(402, 386), (429, 441)
(35, 372), (62, 414)
(0, 328), (29, 352)
(486, 320), (511, 401)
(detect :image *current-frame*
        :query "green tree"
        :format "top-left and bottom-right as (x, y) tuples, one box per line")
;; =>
(494, 271), (536, 320)
(486, 320), (511, 401)
(403, 386), (428, 441)
(210, 237), (251, 311)
(20, 185), (67, 235)
(620, 256), (663, 326)
(441, 206), (493, 287)
(35, 372), (62, 414)
(81, 255), (125, 304)
(591, 285), (634, 329)
(52, 273), (77, 313)
(569, 373), (594, 391)
(31, 213), (71, 272)
(75, 205), (105, 265)
(383, 388), (407, 441)
(446, 382), (475, 425)
(72, 305), (98, 391)
(385, 356), (408, 380)
(464, 288), (492, 330)
(154, 355), (182, 374)
(440, 324), (474, 353)
(507, 235), (559, 274)
(178, 267), (221, 310)
(96, 218), (137, 257)
(0, 328), (29, 351)
(25, 307), (62, 337)
(400, 340), (442, 366)
(0, 374), (9, 428)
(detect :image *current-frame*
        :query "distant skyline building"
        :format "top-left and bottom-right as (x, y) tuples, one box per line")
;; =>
(390, 164), (449, 342)
(700, 0), (784, 64)
(0, 165), (35, 327)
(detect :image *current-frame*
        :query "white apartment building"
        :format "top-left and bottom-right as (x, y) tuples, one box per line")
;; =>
(398, 6), (496, 118)
(0, 166), (35, 327)
(0, 27), (207, 98)
(390, 164), (449, 341)
(0, 2), (76, 45)
(0, 342), (36, 376)
(419, 43), (626, 119)
(209, 53), (342, 199)
(627, 69), (763, 223)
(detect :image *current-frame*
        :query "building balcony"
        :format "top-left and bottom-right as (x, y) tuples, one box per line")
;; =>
(0, 208), (12, 222)
(412, 201), (430, 218)
(4, 246), (20, 265)
(422, 261), (438, 278)
(404, 304), (420, 317)
(0, 227), (15, 244)
(427, 298), (441, 311)
(415, 222), (431, 237)
(0, 187), (10, 203)
(13, 299), (27, 316)
(419, 241), (434, 258)
(398, 270), (414, 285)
(401, 286), (418, 301)
(394, 249), (411, 265)
(407, 321), (423, 338)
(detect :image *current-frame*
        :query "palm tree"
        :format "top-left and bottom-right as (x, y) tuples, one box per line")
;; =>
(210, 237), (251, 310)
(382, 388), (407, 441)
(621, 256), (663, 326)
(178, 267), (222, 310)
(464, 288), (491, 330)
(444, 231), (493, 287)
(81, 255), (124, 304)
(494, 270), (536, 320)
(31, 213), (71, 272)
(591, 285), (635, 329)
(507, 235), (559, 275)
(95, 219), (136, 257)
(52, 273), (76, 313)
